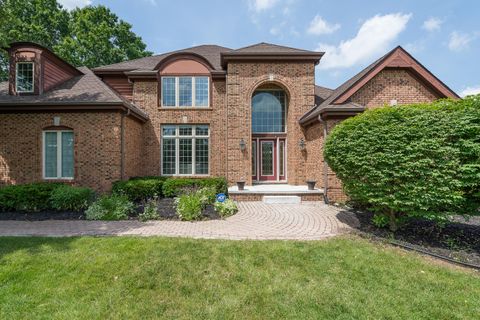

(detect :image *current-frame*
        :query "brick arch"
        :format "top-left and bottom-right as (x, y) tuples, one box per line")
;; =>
(247, 77), (293, 102)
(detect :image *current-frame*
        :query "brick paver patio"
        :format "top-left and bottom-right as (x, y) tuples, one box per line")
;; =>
(0, 202), (359, 240)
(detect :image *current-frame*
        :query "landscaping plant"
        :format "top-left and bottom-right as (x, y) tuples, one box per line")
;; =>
(0, 182), (64, 212)
(138, 197), (160, 222)
(214, 198), (238, 218)
(85, 195), (135, 220)
(175, 193), (203, 221)
(324, 95), (480, 231)
(162, 177), (227, 197)
(50, 185), (95, 211)
(112, 177), (166, 201)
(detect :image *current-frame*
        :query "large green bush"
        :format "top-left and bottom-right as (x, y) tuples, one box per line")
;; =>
(50, 185), (95, 211)
(162, 177), (228, 198)
(324, 96), (480, 230)
(112, 177), (166, 201)
(0, 182), (64, 212)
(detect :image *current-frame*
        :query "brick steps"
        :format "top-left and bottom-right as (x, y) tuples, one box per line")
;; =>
(228, 184), (324, 202)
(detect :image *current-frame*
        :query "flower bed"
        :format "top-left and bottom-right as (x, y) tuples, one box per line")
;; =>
(0, 177), (236, 221)
(348, 209), (480, 266)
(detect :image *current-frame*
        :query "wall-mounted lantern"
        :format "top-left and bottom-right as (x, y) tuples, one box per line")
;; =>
(239, 138), (246, 152)
(299, 138), (306, 151)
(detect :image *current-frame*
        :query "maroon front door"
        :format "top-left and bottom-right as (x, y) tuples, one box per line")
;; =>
(252, 138), (286, 182)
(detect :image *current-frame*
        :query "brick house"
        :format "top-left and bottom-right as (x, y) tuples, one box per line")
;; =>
(0, 42), (459, 202)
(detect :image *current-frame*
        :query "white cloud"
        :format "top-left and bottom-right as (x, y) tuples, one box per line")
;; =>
(460, 86), (480, 97)
(248, 0), (279, 12)
(58, 0), (92, 10)
(307, 15), (340, 35)
(422, 17), (442, 32)
(448, 31), (474, 51)
(317, 13), (412, 70)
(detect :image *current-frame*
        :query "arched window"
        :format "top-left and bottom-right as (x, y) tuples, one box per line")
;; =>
(251, 89), (287, 133)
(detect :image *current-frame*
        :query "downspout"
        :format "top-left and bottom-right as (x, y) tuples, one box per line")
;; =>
(318, 114), (329, 204)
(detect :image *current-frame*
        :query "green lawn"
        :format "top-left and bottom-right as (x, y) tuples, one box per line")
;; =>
(0, 236), (479, 319)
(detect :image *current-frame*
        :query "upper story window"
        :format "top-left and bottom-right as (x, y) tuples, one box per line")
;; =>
(161, 76), (209, 107)
(16, 62), (34, 93)
(252, 89), (287, 133)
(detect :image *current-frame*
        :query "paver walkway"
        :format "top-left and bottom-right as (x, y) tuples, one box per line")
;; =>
(0, 202), (359, 240)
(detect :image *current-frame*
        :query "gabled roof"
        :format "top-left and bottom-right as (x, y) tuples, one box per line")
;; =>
(221, 42), (323, 67)
(299, 46), (460, 125)
(0, 67), (148, 122)
(93, 45), (232, 73)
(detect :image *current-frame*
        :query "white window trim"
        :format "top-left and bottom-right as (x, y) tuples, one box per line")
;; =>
(15, 62), (35, 93)
(161, 76), (210, 108)
(42, 130), (74, 180)
(161, 125), (210, 176)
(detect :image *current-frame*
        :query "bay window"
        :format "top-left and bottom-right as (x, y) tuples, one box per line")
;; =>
(43, 130), (74, 179)
(161, 76), (209, 107)
(162, 125), (209, 175)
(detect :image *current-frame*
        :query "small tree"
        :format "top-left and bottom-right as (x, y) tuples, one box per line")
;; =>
(324, 96), (480, 231)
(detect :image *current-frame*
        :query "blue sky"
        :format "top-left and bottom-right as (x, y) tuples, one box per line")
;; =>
(59, 0), (480, 96)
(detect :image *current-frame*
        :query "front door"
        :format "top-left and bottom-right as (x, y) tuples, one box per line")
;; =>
(252, 138), (286, 182)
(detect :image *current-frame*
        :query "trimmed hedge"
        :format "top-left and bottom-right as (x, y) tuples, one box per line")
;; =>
(0, 182), (64, 212)
(112, 177), (166, 201)
(0, 183), (96, 212)
(324, 96), (480, 230)
(162, 177), (228, 198)
(50, 185), (95, 211)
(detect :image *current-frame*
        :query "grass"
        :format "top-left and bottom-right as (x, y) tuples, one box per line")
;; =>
(0, 236), (479, 319)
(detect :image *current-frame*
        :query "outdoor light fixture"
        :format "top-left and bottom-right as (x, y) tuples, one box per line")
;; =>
(239, 138), (246, 151)
(299, 138), (306, 150)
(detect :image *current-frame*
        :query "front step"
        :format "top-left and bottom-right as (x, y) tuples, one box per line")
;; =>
(263, 195), (301, 204)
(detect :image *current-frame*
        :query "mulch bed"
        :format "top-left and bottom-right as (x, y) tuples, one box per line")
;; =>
(0, 198), (222, 221)
(349, 209), (480, 266)
(0, 211), (86, 221)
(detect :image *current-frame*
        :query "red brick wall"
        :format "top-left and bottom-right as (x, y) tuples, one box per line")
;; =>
(0, 111), (123, 192)
(225, 62), (316, 185)
(123, 115), (144, 179)
(350, 69), (438, 108)
(132, 78), (228, 178)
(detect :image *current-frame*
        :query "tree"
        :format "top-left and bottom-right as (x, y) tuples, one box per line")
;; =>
(0, 0), (69, 80)
(324, 97), (480, 231)
(0, 1), (151, 81)
(54, 5), (152, 68)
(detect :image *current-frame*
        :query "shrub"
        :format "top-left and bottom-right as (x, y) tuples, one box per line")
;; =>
(112, 177), (166, 202)
(85, 195), (135, 221)
(175, 193), (203, 221)
(0, 182), (64, 212)
(197, 186), (217, 206)
(214, 199), (238, 218)
(138, 198), (160, 222)
(50, 185), (95, 211)
(324, 96), (480, 231)
(162, 177), (228, 198)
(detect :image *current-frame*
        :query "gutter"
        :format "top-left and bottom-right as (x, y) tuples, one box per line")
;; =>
(0, 101), (148, 122)
(318, 113), (329, 204)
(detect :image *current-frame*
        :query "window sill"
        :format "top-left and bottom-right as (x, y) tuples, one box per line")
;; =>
(159, 107), (213, 111)
(43, 177), (74, 181)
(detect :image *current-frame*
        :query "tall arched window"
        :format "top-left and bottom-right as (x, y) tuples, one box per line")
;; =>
(251, 89), (287, 133)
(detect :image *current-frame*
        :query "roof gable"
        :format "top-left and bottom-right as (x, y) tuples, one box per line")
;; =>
(299, 46), (460, 125)
(333, 46), (459, 104)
